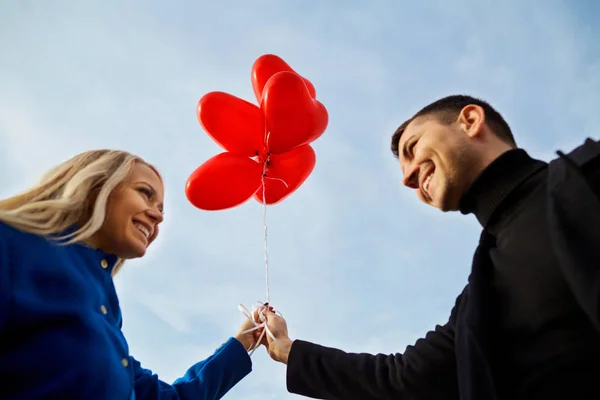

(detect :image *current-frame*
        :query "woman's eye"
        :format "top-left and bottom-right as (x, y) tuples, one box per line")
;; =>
(138, 188), (153, 198)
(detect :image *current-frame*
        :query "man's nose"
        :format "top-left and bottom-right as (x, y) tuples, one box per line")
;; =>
(402, 164), (419, 189)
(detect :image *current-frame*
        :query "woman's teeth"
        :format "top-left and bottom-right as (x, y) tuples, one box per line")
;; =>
(134, 223), (150, 239)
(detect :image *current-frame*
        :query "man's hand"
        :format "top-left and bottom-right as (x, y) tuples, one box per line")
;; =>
(262, 310), (294, 364)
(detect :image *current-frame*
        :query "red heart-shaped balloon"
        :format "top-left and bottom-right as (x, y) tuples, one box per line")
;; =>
(251, 54), (316, 103)
(261, 71), (328, 154)
(186, 152), (263, 210)
(197, 91), (264, 157)
(253, 144), (316, 205)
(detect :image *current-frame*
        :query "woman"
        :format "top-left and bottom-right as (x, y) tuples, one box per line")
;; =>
(0, 149), (261, 399)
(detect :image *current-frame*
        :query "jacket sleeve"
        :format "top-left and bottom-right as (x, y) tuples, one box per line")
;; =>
(0, 223), (12, 333)
(132, 337), (252, 400)
(286, 302), (461, 400)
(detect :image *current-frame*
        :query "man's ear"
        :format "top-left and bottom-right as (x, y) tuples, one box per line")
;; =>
(457, 105), (485, 138)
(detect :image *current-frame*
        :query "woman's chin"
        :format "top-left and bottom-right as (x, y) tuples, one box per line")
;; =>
(130, 244), (147, 258)
(117, 240), (147, 260)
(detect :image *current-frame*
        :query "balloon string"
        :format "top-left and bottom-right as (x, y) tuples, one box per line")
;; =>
(237, 156), (289, 355)
(261, 162), (289, 304)
(262, 161), (269, 304)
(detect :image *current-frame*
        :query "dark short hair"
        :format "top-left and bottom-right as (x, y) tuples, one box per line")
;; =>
(390, 95), (516, 158)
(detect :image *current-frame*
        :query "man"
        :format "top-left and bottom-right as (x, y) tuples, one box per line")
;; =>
(260, 95), (600, 400)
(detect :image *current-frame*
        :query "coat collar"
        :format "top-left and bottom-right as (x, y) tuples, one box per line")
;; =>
(53, 224), (120, 273)
(459, 149), (546, 229)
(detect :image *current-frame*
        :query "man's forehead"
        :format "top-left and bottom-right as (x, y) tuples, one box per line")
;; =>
(402, 116), (430, 142)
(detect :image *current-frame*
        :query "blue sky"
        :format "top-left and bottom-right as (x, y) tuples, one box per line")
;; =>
(1, 1), (599, 398)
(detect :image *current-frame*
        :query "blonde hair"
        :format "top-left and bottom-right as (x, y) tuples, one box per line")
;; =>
(0, 149), (159, 275)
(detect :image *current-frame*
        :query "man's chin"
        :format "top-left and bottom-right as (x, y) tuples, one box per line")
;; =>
(437, 197), (462, 212)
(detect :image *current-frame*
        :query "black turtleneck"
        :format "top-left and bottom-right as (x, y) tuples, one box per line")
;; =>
(459, 149), (546, 230)
(459, 149), (600, 398)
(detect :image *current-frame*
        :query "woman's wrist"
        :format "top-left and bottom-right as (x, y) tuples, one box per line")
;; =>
(234, 333), (254, 352)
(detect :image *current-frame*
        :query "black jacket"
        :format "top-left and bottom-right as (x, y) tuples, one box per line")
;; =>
(285, 138), (600, 400)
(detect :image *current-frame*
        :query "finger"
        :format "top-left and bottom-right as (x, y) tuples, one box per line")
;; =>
(264, 310), (281, 321)
(260, 333), (269, 346)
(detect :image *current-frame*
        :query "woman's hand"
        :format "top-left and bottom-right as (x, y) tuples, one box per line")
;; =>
(234, 305), (272, 352)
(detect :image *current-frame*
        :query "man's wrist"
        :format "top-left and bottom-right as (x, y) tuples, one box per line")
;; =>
(275, 338), (294, 364)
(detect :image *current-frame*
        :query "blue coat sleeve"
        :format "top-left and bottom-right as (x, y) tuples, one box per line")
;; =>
(0, 223), (12, 333)
(132, 337), (252, 400)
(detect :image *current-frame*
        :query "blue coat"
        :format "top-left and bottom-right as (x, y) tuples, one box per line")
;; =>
(0, 221), (252, 399)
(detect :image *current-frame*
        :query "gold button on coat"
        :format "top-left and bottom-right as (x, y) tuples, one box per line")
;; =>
(100, 259), (108, 269)
(122, 358), (129, 367)
(100, 305), (108, 315)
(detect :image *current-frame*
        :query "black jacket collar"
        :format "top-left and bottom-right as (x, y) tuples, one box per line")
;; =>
(459, 149), (547, 229)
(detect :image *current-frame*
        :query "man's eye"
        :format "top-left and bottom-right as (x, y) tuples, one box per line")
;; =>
(409, 140), (417, 155)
